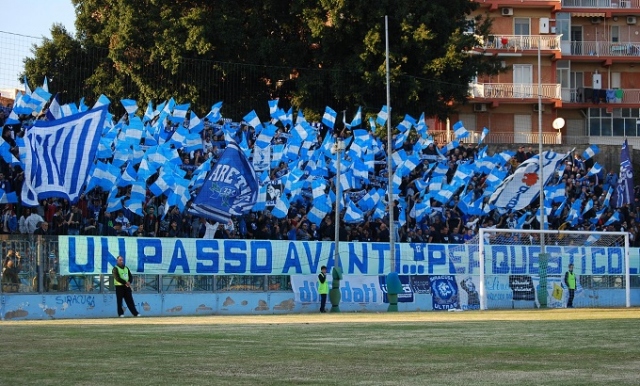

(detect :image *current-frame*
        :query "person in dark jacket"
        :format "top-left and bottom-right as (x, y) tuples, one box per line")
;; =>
(112, 256), (140, 317)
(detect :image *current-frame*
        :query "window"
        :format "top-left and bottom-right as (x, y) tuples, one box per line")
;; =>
(611, 26), (620, 43)
(514, 18), (530, 36)
(464, 18), (475, 35)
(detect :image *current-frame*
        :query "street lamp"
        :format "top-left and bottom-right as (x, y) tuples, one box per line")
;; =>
(330, 138), (345, 312)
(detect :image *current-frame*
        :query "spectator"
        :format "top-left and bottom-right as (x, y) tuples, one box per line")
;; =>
(33, 221), (50, 236)
(2, 258), (20, 292)
(26, 210), (44, 234)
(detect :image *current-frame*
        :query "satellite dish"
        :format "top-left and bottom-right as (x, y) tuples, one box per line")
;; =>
(552, 117), (566, 130)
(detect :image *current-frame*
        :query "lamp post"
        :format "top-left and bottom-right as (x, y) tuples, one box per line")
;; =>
(385, 15), (395, 272)
(537, 37), (548, 308)
(330, 138), (345, 312)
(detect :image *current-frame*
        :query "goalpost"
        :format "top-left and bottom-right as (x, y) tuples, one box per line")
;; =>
(477, 228), (631, 310)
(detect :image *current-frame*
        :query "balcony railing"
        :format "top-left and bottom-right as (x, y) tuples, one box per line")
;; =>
(469, 83), (562, 99)
(562, 87), (640, 103)
(481, 35), (562, 51)
(562, 0), (640, 8)
(567, 41), (640, 56)
(430, 130), (562, 145)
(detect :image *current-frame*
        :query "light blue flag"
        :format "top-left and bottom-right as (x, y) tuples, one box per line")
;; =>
(440, 140), (459, 156)
(268, 100), (279, 117)
(271, 194), (290, 219)
(322, 106), (337, 129)
(27, 87), (51, 113)
(369, 117), (376, 131)
(167, 178), (191, 211)
(206, 101), (223, 123)
(121, 99), (138, 116)
(22, 105), (109, 206)
(252, 184), (268, 212)
(106, 185), (123, 213)
(42, 76), (49, 93)
(603, 186), (613, 207)
(376, 105), (389, 127)
(479, 127), (490, 144)
(453, 121), (469, 139)
(394, 132), (407, 150)
(93, 94), (111, 109)
(397, 114), (416, 133)
(344, 200), (364, 223)
(582, 144), (600, 160)
(117, 162), (138, 188)
(582, 199), (594, 215)
(605, 211), (621, 226)
(307, 197), (331, 226)
(415, 113), (429, 139)
(544, 182), (566, 203)
(255, 124), (277, 148)
(170, 103), (190, 124)
(243, 110), (261, 129)
(23, 75), (31, 95)
(350, 107), (362, 128)
(124, 180), (146, 216)
(586, 162), (602, 177)
(554, 198), (567, 217)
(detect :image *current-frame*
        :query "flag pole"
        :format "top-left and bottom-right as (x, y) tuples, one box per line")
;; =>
(385, 15), (395, 273)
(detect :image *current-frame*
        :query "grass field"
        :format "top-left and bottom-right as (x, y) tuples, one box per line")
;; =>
(1, 309), (639, 386)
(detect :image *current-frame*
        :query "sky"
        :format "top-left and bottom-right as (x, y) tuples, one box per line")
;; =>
(0, 0), (77, 93)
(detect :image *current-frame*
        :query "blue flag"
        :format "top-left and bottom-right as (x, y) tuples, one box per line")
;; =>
(615, 139), (633, 208)
(189, 142), (258, 222)
(22, 105), (109, 206)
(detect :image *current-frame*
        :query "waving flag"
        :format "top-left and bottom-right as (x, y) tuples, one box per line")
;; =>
(585, 162), (602, 178)
(22, 105), (109, 206)
(121, 99), (139, 115)
(615, 139), (633, 208)
(189, 142), (258, 222)
(376, 105), (390, 127)
(350, 107), (362, 128)
(582, 145), (600, 160)
(344, 200), (364, 223)
(479, 127), (490, 144)
(243, 110), (261, 129)
(453, 121), (469, 139)
(322, 106), (337, 129)
(489, 151), (567, 211)
(307, 197), (331, 226)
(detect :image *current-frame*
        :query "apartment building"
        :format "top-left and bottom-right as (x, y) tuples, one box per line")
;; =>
(462, 0), (640, 147)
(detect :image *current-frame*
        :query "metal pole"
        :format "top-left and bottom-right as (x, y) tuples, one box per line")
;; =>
(537, 38), (548, 309)
(385, 15), (395, 272)
(334, 140), (342, 270)
(538, 40), (545, 253)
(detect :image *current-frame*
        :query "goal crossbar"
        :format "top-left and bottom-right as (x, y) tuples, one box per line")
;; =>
(478, 228), (631, 310)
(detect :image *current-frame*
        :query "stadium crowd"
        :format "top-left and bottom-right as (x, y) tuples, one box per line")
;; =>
(0, 99), (638, 252)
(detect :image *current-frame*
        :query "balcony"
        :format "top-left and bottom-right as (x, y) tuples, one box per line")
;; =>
(562, 87), (640, 103)
(479, 35), (562, 53)
(469, 83), (562, 100)
(567, 41), (640, 56)
(562, 0), (640, 8)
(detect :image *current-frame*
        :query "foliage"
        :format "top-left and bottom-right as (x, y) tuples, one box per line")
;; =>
(22, 1), (500, 120)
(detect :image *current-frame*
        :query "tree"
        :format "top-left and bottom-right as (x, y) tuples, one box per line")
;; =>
(23, 1), (499, 121)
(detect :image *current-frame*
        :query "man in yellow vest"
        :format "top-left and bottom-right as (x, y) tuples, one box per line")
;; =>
(318, 265), (328, 313)
(112, 255), (141, 317)
(564, 263), (576, 308)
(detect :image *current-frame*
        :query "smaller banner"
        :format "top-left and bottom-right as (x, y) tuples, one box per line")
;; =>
(379, 275), (414, 303)
(429, 275), (460, 311)
(509, 275), (536, 301)
(291, 275), (384, 304)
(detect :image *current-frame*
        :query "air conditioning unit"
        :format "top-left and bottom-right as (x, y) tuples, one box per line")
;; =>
(533, 104), (545, 113)
(591, 17), (603, 24)
(474, 104), (488, 112)
(501, 8), (514, 16)
(627, 16), (637, 25)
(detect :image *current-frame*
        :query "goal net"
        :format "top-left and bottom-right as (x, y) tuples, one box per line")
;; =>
(476, 228), (631, 310)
